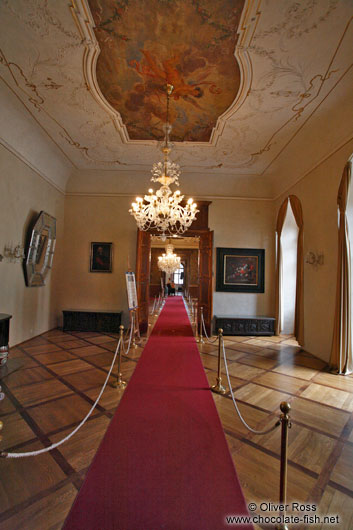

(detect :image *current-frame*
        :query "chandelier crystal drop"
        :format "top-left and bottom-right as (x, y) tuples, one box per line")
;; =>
(157, 244), (181, 275)
(129, 84), (198, 240)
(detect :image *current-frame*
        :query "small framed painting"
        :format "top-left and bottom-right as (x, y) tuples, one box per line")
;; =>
(216, 248), (265, 293)
(90, 242), (113, 273)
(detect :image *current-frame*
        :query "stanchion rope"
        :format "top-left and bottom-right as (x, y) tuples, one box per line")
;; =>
(122, 314), (135, 355)
(201, 311), (219, 344)
(222, 340), (280, 435)
(0, 337), (122, 459)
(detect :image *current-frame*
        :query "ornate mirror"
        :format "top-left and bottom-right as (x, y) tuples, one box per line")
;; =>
(24, 211), (56, 287)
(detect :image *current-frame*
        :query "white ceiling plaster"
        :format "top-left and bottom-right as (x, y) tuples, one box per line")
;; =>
(0, 0), (352, 197)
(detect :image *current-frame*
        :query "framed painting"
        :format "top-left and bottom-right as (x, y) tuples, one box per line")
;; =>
(90, 242), (112, 273)
(216, 248), (265, 293)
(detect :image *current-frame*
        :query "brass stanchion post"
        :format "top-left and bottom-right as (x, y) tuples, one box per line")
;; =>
(113, 325), (127, 389)
(198, 306), (205, 343)
(276, 401), (291, 530)
(194, 301), (199, 340)
(211, 328), (226, 395)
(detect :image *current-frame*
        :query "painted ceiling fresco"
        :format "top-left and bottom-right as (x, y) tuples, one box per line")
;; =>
(88, 0), (245, 142)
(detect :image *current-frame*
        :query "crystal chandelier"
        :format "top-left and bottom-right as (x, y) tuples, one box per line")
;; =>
(157, 243), (181, 275)
(129, 84), (198, 240)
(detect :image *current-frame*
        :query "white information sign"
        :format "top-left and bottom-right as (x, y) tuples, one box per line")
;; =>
(126, 271), (138, 310)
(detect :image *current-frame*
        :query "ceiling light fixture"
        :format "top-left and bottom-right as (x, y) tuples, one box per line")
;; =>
(129, 84), (198, 240)
(157, 243), (181, 275)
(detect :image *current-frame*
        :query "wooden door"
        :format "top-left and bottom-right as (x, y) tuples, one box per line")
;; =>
(135, 230), (151, 333)
(199, 231), (213, 335)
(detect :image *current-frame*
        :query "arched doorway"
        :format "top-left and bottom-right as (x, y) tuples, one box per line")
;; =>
(275, 195), (304, 344)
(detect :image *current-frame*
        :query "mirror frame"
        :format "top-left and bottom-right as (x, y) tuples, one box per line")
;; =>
(24, 211), (56, 287)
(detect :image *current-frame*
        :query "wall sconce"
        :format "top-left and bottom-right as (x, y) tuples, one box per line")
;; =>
(306, 251), (324, 268)
(1, 243), (25, 263)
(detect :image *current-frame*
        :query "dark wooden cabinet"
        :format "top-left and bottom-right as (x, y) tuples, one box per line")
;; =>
(63, 310), (122, 333)
(0, 314), (12, 365)
(214, 316), (275, 336)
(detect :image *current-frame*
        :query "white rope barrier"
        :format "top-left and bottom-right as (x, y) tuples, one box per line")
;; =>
(201, 311), (218, 344)
(121, 314), (135, 356)
(221, 340), (280, 435)
(1, 337), (122, 459)
(150, 296), (157, 316)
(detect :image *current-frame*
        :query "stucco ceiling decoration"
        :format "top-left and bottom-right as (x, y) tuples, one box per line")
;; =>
(0, 0), (352, 180)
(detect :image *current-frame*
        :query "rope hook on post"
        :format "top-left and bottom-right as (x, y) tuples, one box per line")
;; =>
(113, 325), (127, 390)
(210, 328), (227, 395)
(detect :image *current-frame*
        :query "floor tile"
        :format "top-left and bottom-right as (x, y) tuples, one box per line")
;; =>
(313, 372), (353, 394)
(96, 340), (118, 352)
(4, 367), (53, 389)
(0, 441), (66, 512)
(80, 352), (114, 368)
(22, 344), (63, 355)
(224, 342), (264, 354)
(233, 383), (291, 412)
(318, 486), (353, 530)
(87, 335), (117, 345)
(49, 359), (94, 377)
(301, 383), (353, 412)
(70, 331), (101, 338)
(47, 334), (81, 343)
(253, 423), (336, 474)
(62, 369), (112, 392)
(197, 342), (219, 354)
(34, 350), (76, 365)
(290, 396), (349, 437)
(213, 394), (269, 436)
(0, 483), (77, 530)
(228, 442), (316, 505)
(253, 371), (308, 395)
(0, 412), (36, 450)
(225, 361), (265, 381)
(50, 415), (110, 471)
(0, 396), (16, 415)
(199, 353), (228, 371)
(68, 345), (108, 357)
(273, 363), (318, 381)
(292, 354), (327, 371)
(85, 385), (125, 411)
(11, 380), (73, 407)
(56, 340), (89, 349)
(237, 354), (279, 370)
(204, 369), (244, 392)
(27, 394), (99, 434)
(331, 444), (353, 490)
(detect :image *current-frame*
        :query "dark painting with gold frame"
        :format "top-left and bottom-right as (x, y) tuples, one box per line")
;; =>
(216, 248), (265, 293)
(90, 242), (112, 273)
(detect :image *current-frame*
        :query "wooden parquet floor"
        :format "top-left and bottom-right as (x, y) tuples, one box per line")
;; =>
(0, 309), (353, 529)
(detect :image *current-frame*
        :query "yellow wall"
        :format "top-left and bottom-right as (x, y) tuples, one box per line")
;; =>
(274, 139), (353, 362)
(210, 199), (276, 319)
(59, 195), (138, 328)
(0, 144), (65, 346)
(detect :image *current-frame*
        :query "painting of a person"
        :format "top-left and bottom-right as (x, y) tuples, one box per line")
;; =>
(91, 243), (112, 272)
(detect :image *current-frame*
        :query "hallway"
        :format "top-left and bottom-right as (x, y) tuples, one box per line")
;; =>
(0, 314), (353, 528)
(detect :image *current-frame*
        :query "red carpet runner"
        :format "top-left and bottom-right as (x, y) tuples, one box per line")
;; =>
(63, 297), (253, 529)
